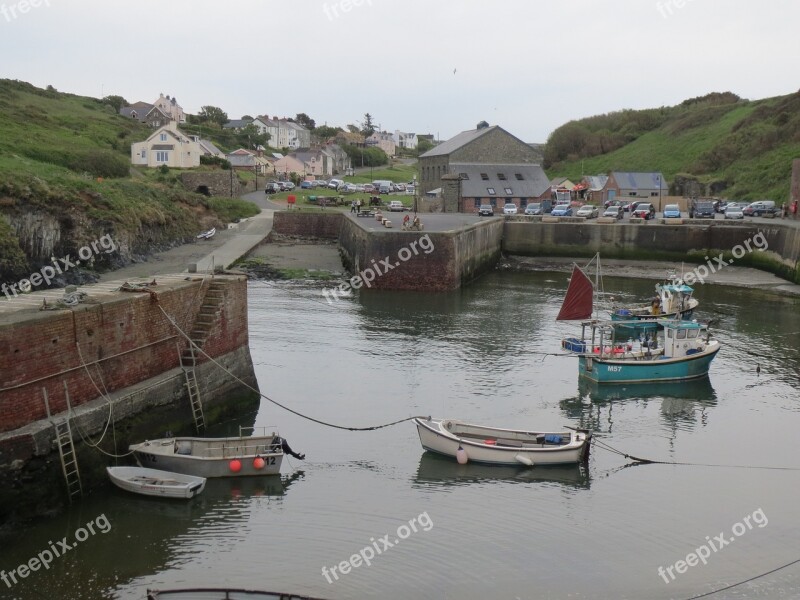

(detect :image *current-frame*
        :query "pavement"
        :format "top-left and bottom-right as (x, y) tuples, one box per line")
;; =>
(191, 209), (274, 272)
(346, 211), (486, 232)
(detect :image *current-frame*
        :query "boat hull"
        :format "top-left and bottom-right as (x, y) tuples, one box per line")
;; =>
(106, 467), (206, 499)
(414, 419), (590, 466)
(130, 436), (283, 478)
(578, 343), (720, 384)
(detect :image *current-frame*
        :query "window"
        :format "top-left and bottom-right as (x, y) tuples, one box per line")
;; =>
(629, 192), (637, 196)
(497, 173), (507, 180)
(489, 198), (497, 207)
(520, 199), (528, 207)
(515, 173), (524, 180)
(160, 133), (167, 142)
(480, 173), (489, 180)
(687, 329), (698, 339)
(156, 151), (169, 162)
(487, 187), (496, 195)
(459, 173), (469, 180)
(141, 149), (146, 158)
(676, 329), (687, 340)
(504, 188), (513, 195)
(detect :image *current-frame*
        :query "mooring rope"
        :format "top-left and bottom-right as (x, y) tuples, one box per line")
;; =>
(592, 438), (800, 471)
(157, 304), (428, 432)
(682, 557), (800, 599)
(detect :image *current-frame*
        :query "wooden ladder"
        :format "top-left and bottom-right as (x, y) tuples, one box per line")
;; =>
(178, 343), (205, 432)
(43, 388), (82, 501)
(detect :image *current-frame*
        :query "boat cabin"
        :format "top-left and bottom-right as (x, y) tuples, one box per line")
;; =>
(662, 321), (706, 359)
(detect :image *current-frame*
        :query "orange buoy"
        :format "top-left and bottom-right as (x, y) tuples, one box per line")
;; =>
(253, 457), (265, 470)
(229, 459), (242, 473)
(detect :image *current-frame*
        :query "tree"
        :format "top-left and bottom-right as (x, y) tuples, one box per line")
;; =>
(235, 124), (268, 149)
(102, 95), (128, 113)
(241, 115), (254, 121)
(416, 139), (434, 155)
(477, 120), (490, 130)
(295, 113), (316, 130)
(314, 125), (341, 140)
(361, 113), (376, 138)
(347, 124), (360, 133)
(197, 105), (229, 128)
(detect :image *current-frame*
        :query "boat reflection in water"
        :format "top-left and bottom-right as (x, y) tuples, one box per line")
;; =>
(412, 451), (590, 490)
(560, 376), (718, 433)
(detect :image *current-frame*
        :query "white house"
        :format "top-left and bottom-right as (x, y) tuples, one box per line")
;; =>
(152, 93), (186, 123)
(131, 121), (201, 168)
(394, 130), (418, 150)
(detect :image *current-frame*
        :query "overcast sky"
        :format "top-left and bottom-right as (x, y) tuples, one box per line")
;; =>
(1, 0), (798, 142)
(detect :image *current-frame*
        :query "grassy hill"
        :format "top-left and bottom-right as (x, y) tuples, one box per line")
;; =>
(0, 80), (257, 283)
(545, 91), (800, 201)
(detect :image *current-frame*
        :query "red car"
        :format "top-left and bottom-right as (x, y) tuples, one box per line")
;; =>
(632, 203), (656, 219)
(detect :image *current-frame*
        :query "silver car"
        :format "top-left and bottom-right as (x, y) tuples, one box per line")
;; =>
(724, 203), (745, 219)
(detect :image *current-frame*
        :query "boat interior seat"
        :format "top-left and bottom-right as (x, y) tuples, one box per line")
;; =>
(495, 438), (524, 447)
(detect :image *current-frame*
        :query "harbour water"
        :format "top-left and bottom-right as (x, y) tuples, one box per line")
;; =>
(2, 270), (800, 599)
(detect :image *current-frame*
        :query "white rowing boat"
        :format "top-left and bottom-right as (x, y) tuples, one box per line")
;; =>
(196, 227), (216, 240)
(414, 418), (591, 466)
(106, 466), (206, 499)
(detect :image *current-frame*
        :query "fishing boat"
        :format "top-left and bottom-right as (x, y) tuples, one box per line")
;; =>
(129, 428), (304, 478)
(196, 227), (216, 240)
(561, 319), (720, 383)
(414, 418), (591, 466)
(106, 466), (206, 499)
(611, 281), (698, 326)
(147, 589), (327, 600)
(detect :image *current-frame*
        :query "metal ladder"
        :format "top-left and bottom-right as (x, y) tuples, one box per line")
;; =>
(43, 388), (82, 501)
(179, 343), (205, 432)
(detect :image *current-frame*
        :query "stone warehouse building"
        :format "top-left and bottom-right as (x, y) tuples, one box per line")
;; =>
(418, 125), (540, 196)
(444, 163), (551, 213)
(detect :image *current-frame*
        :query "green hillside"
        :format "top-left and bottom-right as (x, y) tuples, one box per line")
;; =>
(0, 80), (257, 282)
(545, 91), (800, 201)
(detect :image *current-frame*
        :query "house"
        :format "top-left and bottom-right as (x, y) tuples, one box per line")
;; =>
(226, 148), (270, 173)
(130, 121), (201, 168)
(446, 163), (551, 213)
(272, 154), (306, 178)
(119, 102), (171, 128)
(366, 131), (396, 156)
(418, 125), (540, 196)
(335, 131), (366, 147)
(324, 143), (351, 175)
(196, 138), (224, 158)
(581, 175), (608, 203)
(601, 171), (669, 205)
(152, 93), (186, 123)
(250, 116), (311, 149)
(550, 177), (575, 190)
(284, 120), (311, 149)
(394, 130), (418, 150)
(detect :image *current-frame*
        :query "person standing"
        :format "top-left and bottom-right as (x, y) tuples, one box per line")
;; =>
(792, 199), (798, 220)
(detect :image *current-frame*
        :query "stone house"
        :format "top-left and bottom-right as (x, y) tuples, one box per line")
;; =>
(152, 93), (186, 123)
(119, 102), (171, 128)
(418, 125), (540, 196)
(445, 163), (551, 213)
(130, 121), (201, 168)
(366, 131), (396, 156)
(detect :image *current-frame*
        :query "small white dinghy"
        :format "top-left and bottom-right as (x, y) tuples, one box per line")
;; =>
(414, 418), (592, 466)
(107, 466), (206, 499)
(196, 227), (216, 240)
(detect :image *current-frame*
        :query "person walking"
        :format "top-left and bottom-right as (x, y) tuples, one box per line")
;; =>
(350, 200), (356, 214)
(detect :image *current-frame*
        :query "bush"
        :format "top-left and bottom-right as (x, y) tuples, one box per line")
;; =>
(20, 146), (130, 178)
(200, 155), (232, 169)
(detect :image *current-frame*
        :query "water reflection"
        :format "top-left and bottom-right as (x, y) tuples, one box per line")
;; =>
(412, 452), (590, 490)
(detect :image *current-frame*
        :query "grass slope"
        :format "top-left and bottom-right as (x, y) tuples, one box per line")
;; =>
(0, 80), (257, 282)
(547, 92), (800, 201)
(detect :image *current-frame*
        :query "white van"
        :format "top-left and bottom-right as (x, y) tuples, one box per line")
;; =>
(372, 180), (393, 194)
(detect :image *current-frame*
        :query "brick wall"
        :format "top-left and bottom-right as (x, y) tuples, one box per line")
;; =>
(272, 211), (343, 239)
(0, 276), (249, 433)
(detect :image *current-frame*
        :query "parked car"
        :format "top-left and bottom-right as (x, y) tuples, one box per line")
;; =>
(603, 205), (623, 220)
(281, 181), (296, 191)
(316, 179), (328, 188)
(503, 203), (518, 215)
(406, 185), (415, 194)
(742, 200), (776, 217)
(328, 178), (343, 190)
(525, 203), (544, 215)
(689, 200), (715, 218)
(300, 180), (313, 189)
(663, 204), (681, 218)
(355, 184), (365, 192)
(632, 203), (656, 219)
(551, 203), (572, 217)
(388, 200), (404, 212)
(478, 204), (494, 216)
(363, 184), (375, 193)
(576, 204), (599, 219)
(394, 183), (406, 192)
(379, 184), (391, 194)
(724, 203), (745, 219)
(341, 183), (358, 193)
(620, 201), (635, 212)
(264, 182), (281, 194)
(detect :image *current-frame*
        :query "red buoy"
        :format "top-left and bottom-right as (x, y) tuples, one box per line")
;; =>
(253, 457), (266, 470)
(229, 459), (242, 473)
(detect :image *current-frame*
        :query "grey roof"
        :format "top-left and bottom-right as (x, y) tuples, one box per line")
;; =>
(198, 139), (222, 156)
(121, 103), (154, 122)
(226, 154), (256, 167)
(450, 163), (551, 198)
(550, 176), (572, 186)
(419, 126), (497, 158)
(223, 119), (254, 130)
(151, 144), (174, 150)
(611, 171), (668, 191)
(584, 175), (608, 191)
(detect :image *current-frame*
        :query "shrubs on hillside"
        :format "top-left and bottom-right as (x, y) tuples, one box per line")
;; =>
(21, 146), (130, 178)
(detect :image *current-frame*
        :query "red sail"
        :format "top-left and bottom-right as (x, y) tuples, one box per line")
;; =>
(556, 265), (594, 320)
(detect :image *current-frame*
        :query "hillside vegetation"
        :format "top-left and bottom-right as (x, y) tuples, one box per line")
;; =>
(0, 80), (257, 284)
(545, 91), (800, 200)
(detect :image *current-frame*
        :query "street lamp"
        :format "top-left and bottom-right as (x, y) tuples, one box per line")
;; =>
(413, 176), (418, 215)
(657, 175), (662, 213)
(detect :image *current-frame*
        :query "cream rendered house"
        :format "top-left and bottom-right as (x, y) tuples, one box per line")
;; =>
(131, 121), (201, 168)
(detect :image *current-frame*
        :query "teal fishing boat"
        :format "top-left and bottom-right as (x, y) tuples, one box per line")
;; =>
(562, 319), (720, 383)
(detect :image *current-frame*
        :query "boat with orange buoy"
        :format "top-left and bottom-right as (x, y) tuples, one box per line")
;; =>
(129, 427), (305, 478)
(414, 418), (591, 466)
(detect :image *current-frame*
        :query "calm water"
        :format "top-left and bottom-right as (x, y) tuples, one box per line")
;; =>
(3, 271), (800, 600)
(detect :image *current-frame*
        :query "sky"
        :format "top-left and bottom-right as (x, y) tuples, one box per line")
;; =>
(1, 0), (798, 143)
